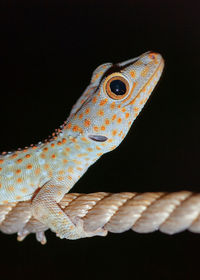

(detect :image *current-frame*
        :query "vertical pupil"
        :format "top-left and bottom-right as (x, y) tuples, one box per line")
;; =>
(110, 80), (126, 95)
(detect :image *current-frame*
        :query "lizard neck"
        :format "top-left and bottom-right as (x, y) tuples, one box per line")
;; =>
(39, 127), (102, 187)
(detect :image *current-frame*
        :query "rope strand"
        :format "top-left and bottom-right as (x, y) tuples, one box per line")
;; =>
(1, 191), (200, 244)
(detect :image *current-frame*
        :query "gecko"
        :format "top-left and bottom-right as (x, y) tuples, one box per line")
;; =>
(0, 51), (164, 242)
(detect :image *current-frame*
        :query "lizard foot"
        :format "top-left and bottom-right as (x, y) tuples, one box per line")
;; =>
(56, 217), (108, 240)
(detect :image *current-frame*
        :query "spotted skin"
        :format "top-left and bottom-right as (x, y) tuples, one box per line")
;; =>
(0, 52), (164, 239)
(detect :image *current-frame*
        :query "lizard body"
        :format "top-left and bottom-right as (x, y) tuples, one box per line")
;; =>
(0, 52), (164, 241)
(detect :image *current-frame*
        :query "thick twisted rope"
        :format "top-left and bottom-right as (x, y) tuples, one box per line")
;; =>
(1, 191), (200, 244)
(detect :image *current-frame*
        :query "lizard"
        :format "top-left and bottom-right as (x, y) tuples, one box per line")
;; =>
(0, 51), (164, 243)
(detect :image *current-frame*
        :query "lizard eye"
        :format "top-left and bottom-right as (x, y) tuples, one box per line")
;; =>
(105, 75), (130, 100)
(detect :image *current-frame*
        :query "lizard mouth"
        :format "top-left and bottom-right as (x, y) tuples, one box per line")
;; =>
(88, 135), (108, 142)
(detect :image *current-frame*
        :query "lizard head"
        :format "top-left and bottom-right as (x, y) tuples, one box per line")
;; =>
(66, 52), (164, 153)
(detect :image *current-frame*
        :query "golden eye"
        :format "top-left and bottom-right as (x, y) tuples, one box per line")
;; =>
(105, 75), (130, 100)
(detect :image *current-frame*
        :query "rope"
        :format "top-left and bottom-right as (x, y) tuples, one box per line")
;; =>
(1, 191), (200, 244)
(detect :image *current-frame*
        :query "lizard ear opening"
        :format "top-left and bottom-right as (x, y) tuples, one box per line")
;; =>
(88, 135), (108, 142)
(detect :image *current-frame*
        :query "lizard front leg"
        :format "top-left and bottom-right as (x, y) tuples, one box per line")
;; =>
(31, 179), (107, 239)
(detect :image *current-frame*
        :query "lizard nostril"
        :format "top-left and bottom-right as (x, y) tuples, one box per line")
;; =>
(88, 135), (108, 142)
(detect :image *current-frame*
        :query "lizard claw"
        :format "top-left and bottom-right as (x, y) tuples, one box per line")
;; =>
(17, 229), (47, 244)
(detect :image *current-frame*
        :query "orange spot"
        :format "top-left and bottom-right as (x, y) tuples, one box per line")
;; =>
(65, 147), (70, 152)
(125, 113), (130, 119)
(63, 159), (68, 164)
(78, 153), (88, 157)
(79, 113), (83, 119)
(17, 178), (23, 183)
(68, 167), (74, 173)
(97, 153), (103, 156)
(27, 164), (32, 169)
(96, 146), (101, 150)
(35, 168), (41, 175)
(8, 186), (14, 192)
(25, 154), (31, 158)
(75, 144), (81, 150)
(51, 154), (56, 159)
(58, 176), (64, 181)
(117, 118), (122, 124)
(11, 154), (18, 159)
(62, 138), (67, 144)
(100, 99), (108, 106)
(110, 145), (117, 150)
(0, 159), (4, 164)
(40, 153), (46, 159)
(134, 107), (139, 112)
(119, 131), (123, 137)
(112, 114), (116, 121)
(32, 146), (37, 150)
(84, 119), (91, 127)
(93, 126), (99, 132)
(110, 102), (115, 110)
(112, 130), (117, 136)
(43, 147), (48, 152)
(118, 104), (121, 108)
(57, 191), (62, 196)
(57, 141), (62, 145)
(21, 187), (28, 193)
(67, 123), (72, 129)
(77, 167), (83, 171)
(92, 96), (97, 104)
(130, 70), (136, 78)
(69, 225), (75, 230)
(73, 125), (79, 132)
(87, 147), (93, 152)
(121, 108), (126, 112)
(59, 170), (65, 175)
(44, 164), (49, 170)
(0, 183), (2, 188)
(97, 109), (104, 117)
(85, 108), (90, 114)
(141, 66), (150, 77)
(101, 126), (106, 131)
(51, 143), (55, 147)
(105, 119), (110, 125)
(17, 159), (23, 163)
(48, 170), (53, 177)
(81, 137), (88, 142)
(0, 168), (2, 171)
(67, 175), (72, 180)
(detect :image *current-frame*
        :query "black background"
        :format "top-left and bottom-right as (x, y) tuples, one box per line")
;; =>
(0, 1), (200, 279)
